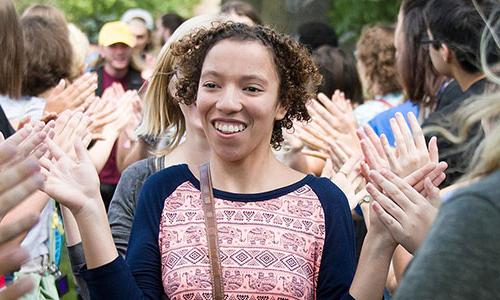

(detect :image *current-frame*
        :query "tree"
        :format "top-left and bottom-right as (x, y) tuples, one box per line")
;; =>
(329, 0), (401, 44)
(15, 0), (199, 42)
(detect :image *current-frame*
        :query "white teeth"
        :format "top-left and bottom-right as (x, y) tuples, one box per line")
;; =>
(214, 121), (247, 134)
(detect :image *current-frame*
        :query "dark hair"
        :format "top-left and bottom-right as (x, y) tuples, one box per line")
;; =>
(172, 22), (321, 149)
(399, 0), (444, 106)
(356, 24), (401, 96)
(424, 0), (499, 74)
(0, 0), (24, 99)
(297, 22), (338, 51)
(161, 13), (185, 32)
(312, 46), (363, 105)
(21, 15), (72, 96)
(220, 1), (262, 25)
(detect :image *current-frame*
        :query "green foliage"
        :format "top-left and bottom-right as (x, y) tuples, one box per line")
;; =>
(15, 0), (199, 42)
(329, 0), (401, 44)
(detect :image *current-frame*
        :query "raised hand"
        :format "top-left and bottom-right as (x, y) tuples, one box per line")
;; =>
(40, 139), (101, 216)
(300, 92), (361, 155)
(322, 155), (367, 210)
(0, 136), (45, 300)
(51, 110), (92, 157)
(382, 112), (439, 177)
(44, 72), (98, 114)
(367, 168), (440, 254)
(0, 214), (38, 300)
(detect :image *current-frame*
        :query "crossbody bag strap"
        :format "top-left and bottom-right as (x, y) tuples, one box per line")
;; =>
(199, 163), (225, 299)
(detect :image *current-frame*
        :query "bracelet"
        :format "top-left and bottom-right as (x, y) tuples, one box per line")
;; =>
(359, 195), (372, 206)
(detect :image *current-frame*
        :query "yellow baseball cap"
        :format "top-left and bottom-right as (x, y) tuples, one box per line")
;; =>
(98, 21), (136, 48)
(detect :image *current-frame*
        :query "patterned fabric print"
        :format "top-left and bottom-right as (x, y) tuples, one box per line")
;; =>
(159, 182), (326, 300)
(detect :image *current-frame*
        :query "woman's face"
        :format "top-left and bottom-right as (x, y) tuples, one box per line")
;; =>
(196, 39), (285, 162)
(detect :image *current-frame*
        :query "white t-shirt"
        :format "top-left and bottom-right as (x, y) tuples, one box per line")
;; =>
(354, 93), (404, 125)
(0, 95), (46, 124)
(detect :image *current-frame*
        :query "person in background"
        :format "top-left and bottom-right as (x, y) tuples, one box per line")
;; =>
(368, 0), (444, 146)
(65, 15), (222, 299)
(297, 21), (338, 52)
(354, 24), (404, 125)
(220, 0), (262, 26)
(94, 21), (144, 210)
(121, 8), (154, 62)
(68, 23), (90, 82)
(313, 46), (364, 106)
(0, 0), (23, 138)
(421, 0), (499, 186)
(0, 14), (72, 128)
(155, 12), (185, 45)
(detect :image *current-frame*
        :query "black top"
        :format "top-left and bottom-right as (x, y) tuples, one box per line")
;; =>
(0, 104), (15, 138)
(422, 78), (488, 186)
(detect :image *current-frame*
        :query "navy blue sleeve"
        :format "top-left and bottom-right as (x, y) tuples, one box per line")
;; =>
(81, 165), (191, 299)
(309, 177), (356, 300)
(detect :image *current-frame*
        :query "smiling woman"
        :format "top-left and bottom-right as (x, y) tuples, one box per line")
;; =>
(41, 22), (357, 300)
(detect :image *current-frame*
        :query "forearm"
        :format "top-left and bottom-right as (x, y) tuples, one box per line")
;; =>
(74, 199), (118, 269)
(61, 206), (82, 246)
(0, 191), (49, 245)
(392, 245), (413, 284)
(89, 136), (118, 173)
(117, 139), (148, 173)
(350, 232), (395, 300)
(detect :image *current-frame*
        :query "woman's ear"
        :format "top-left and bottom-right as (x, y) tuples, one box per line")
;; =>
(440, 44), (453, 63)
(275, 104), (287, 121)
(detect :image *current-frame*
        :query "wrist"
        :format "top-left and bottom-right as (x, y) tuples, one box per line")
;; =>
(365, 230), (398, 254)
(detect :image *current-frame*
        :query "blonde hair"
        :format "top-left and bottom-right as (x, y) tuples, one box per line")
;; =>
(135, 14), (224, 156)
(68, 23), (89, 81)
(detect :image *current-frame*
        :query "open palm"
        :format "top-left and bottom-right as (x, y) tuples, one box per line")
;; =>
(40, 139), (101, 216)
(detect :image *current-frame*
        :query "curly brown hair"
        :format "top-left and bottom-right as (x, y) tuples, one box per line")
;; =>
(171, 22), (321, 149)
(356, 24), (401, 97)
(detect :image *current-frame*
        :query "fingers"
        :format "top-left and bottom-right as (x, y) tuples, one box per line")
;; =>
(370, 200), (404, 240)
(367, 182), (406, 224)
(4, 125), (33, 147)
(0, 247), (30, 275)
(16, 130), (47, 159)
(428, 136), (439, 164)
(369, 170), (416, 210)
(0, 158), (40, 194)
(363, 125), (387, 159)
(0, 171), (44, 220)
(301, 149), (329, 160)
(407, 112), (426, 150)
(338, 155), (362, 180)
(74, 139), (93, 165)
(0, 213), (39, 245)
(404, 163), (437, 187)
(390, 116), (407, 157)
(412, 161), (448, 192)
(425, 177), (441, 207)
(395, 112), (416, 154)
(359, 136), (382, 171)
(321, 158), (333, 178)
(0, 276), (35, 300)
(45, 138), (65, 161)
(295, 125), (328, 152)
(0, 143), (16, 166)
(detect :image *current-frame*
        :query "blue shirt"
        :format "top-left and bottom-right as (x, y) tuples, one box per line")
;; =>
(368, 100), (419, 146)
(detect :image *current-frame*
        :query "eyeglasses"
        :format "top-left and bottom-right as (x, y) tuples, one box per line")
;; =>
(420, 37), (441, 49)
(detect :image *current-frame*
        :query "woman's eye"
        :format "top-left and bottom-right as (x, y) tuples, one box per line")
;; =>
(244, 86), (262, 93)
(203, 82), (217, 88)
